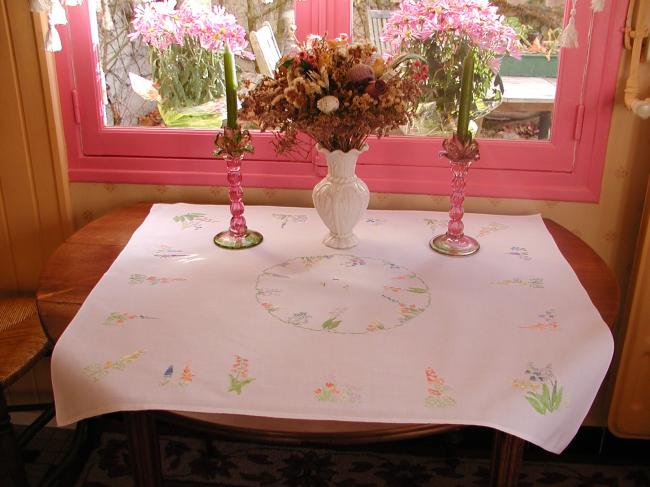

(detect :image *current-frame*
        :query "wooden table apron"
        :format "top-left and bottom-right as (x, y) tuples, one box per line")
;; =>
(37, 204), (619, 487)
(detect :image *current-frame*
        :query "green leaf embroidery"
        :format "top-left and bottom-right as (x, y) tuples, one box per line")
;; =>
(550, 382), (563, 411)
(525, 394), (546, 415)
(322, 318), (342, 330)
(541, 383), (551, 410)
(406, 287), (428, 293)
(228, 375), (255, 395)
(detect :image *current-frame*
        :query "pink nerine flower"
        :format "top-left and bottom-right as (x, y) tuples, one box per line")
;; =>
(130, 1), (252, 57)
(382, 0), (521, 59)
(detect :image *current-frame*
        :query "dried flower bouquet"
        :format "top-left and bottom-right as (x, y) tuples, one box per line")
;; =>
(240, 35), (423, 154)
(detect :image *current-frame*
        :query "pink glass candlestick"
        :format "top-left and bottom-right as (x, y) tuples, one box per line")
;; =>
(213, 126), (262, 249)
(430, 135), (480, 256)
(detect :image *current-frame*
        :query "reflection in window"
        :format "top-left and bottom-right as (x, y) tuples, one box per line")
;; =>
(352, 0), (565, 140)
(96, 0), (296, 128)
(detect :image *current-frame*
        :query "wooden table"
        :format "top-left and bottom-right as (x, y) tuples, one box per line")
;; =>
(36, 204), (619, 487)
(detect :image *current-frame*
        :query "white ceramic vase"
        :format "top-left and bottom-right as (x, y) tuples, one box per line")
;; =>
(312, 144), (370, 249)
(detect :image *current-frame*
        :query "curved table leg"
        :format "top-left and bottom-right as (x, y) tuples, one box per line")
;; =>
(490, 431), (525, 487)
(125, 412), (163, 487)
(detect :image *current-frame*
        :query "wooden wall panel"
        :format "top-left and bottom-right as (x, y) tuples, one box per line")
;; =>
(0, 178), (19, 290)
(0, 0), (71, 404)
(609, 178), (650, 438)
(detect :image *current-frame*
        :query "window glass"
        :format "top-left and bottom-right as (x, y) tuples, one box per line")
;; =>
(96, 0), (296, 128)
(352, 0), (565, 140)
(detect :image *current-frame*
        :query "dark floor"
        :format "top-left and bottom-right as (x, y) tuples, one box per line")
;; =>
(8, 420), (650, 486)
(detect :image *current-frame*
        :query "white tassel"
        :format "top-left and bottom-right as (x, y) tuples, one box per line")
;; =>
(49, 0), (68, 25)
(64, 0), (83, 5)
(30, 0), (51, 12)
(45, 24), (62, 52)
(591, 0), (605, 12)
(560, 1), (579, 48)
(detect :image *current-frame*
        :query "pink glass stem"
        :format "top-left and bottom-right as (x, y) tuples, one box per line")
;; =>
(225, 155), (248, 238)
(446, 160), (470, 239)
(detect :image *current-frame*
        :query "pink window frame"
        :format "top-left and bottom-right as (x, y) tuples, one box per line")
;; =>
(55, 0), (626, 201)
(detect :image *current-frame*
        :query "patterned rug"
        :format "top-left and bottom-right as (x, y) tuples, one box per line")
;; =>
(74, 433), (650, 486)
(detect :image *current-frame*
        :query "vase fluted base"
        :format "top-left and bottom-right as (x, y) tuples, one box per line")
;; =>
(430, 233), (479, 256)
(322, 232), (359, 249)
(214, 230), (263, 249)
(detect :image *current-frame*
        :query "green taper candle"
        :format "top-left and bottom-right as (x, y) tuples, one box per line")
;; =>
(224, 43), (238, 129)
(456, 49), (475, 144)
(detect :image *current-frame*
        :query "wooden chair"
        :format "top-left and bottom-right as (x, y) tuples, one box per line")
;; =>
(367, 9), (391, 56)
(250, 21), (282, 77)
(0, 296), (53, 487)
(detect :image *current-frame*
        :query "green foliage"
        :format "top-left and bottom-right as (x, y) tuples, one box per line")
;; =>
(414, 41), (502, 128)
(149, 40), (226, 111)
(322, 318), (342, 330)
(173, 212), (205, 223)
(228, 375), (255, 395)
(526, 381), (563, 415)
(406, 287), (428, 294)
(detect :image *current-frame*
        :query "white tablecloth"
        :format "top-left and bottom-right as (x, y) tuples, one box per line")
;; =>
(51, 204), (613, 453)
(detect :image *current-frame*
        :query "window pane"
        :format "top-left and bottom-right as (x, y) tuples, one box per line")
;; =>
(352, 0), (565, 140)
(96, 0), (296, 128)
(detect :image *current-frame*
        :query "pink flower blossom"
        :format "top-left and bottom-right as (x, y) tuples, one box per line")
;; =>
(382, 0), (521, 60)
(130, 1), (252, 58)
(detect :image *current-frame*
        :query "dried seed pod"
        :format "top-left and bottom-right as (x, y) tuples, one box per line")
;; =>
(347, 64), (375, 85)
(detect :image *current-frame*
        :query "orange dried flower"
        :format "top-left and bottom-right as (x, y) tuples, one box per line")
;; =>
(239, 38), (422, 154)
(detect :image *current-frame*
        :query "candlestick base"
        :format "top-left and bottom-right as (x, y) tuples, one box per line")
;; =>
(430, 233), (479, 256)
(214, 230), (263, 249)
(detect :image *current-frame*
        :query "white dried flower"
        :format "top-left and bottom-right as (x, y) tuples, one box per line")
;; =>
(317, 95), (339, 114)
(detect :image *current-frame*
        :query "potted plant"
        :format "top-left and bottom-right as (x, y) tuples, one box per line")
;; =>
(129, 1), (252, 128)
(381, 0), (521, 135)
(500, 27), (561, 77)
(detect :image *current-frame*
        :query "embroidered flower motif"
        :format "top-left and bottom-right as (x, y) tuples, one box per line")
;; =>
(129, 274), (187, 285)
(365, 217), (386, 225)
(153, 245), (201, 262)
(300, 255), (334, 267)
(84, 350), (146, 381)
(506, 246), (532, 261)
(493, 278), (544, 289)
(103, 312), (158, 326)
(424, 367), (455, 408)
(272, 213), (308, 229)
(257, 255), (430, 334)
(398, 303), (425, 323)
(342, 256), (366, 267)
(172, 212), (215, 230)
(512, 363), (563, 415)
(160, 364), (194, 387)
(366, 320), (386, 332)
(287, 312), (311, 326)
(424, 218), (446, 232)
(313, 381), (360, 403)
(521, 309), (559, 330)
(154, 245), (189, 258)
(227, 355), (254, 395)
(477, 222), (508, 237)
